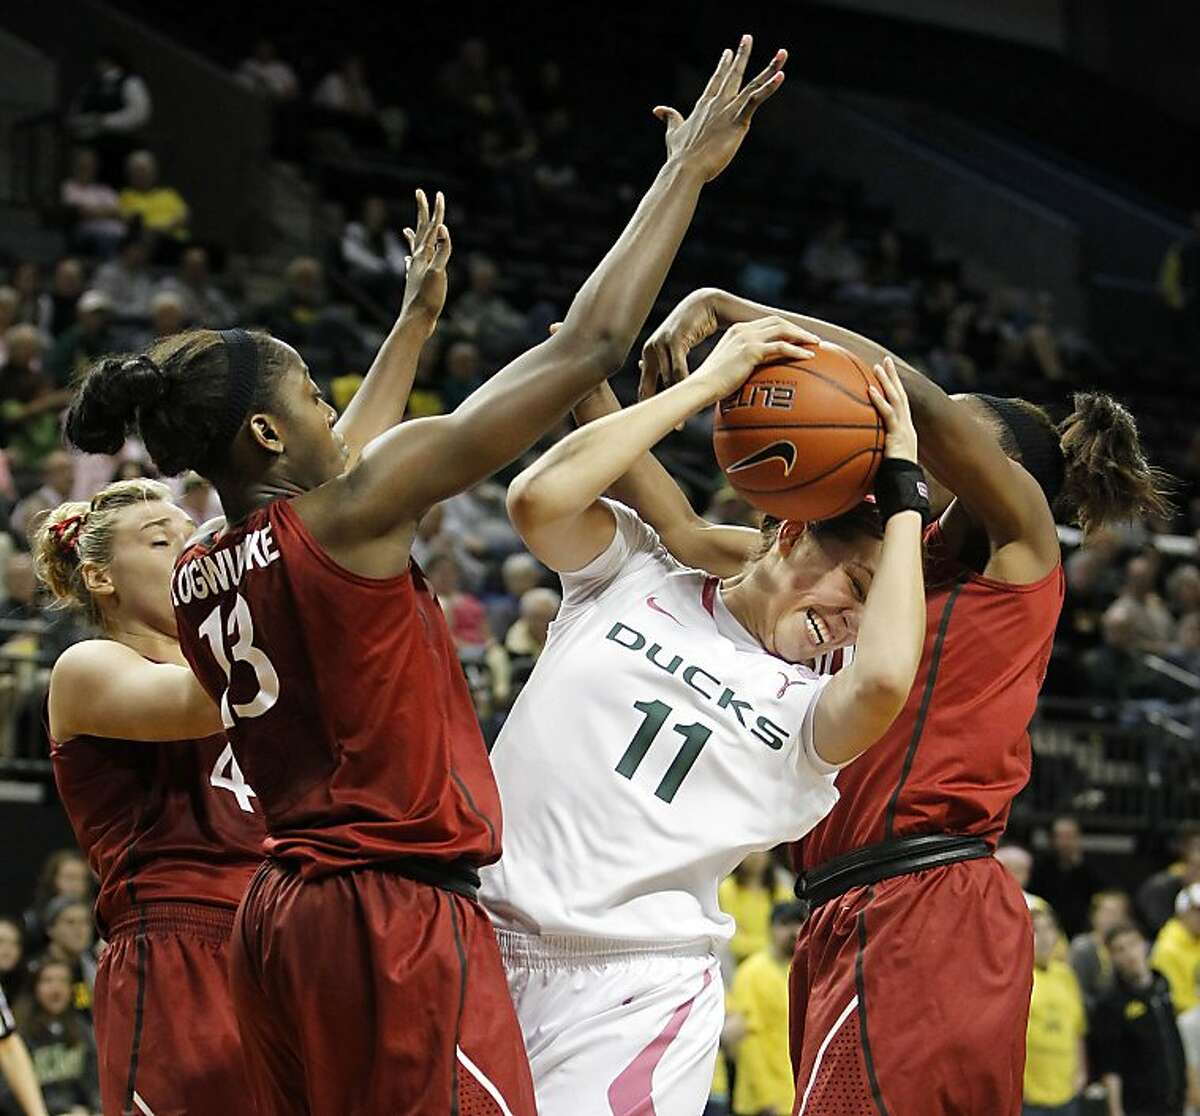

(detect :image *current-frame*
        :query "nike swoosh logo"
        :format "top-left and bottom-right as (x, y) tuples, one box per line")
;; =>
(646, 596), (683, 626)
(726, 439), (798, 477)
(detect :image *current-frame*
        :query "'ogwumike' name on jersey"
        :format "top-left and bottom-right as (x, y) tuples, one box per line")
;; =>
(171, 525), (281, 606)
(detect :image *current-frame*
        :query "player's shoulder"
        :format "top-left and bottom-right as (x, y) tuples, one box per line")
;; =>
(53, 638), (146, 684)
(184, 515), (228, 551)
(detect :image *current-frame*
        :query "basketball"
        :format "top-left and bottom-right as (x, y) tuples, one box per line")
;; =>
(712, 341), (884, 521)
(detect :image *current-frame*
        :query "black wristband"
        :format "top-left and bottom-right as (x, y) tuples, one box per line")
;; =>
(873, 459), (931, 524)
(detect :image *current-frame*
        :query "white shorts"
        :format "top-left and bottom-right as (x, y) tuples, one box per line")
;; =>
(497, 930), (724, 1116)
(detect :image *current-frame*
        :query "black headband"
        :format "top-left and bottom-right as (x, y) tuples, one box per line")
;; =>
(214, 328), (260, 457)
(976, 394), (1065, 505)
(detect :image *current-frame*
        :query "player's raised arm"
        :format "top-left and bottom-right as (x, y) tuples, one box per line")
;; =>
(808, 360), (926, 767)
(570, 381), (760, 576)
(510, 319), (815, 573)
(333, 189), (451, 464)
(335, 37), (788, 533)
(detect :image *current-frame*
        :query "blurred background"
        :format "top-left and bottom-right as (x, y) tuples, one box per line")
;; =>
(0, 1), (1197, 1113)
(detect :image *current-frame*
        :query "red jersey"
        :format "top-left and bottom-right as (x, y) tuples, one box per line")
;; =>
(171, 497), (501, 879)
(50, 725), (264, 937)
(794, 524), (1065, 871)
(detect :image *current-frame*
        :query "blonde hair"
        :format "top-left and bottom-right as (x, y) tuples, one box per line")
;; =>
(33, 478), (173, 627)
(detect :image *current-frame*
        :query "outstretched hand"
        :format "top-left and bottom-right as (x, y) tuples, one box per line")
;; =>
(870, 356), (919, 462)
(401, 189), (452, 333)
(657, 35), (787, 183)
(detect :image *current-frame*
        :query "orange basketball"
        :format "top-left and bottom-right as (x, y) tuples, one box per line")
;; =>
(712, 342), (884, 521)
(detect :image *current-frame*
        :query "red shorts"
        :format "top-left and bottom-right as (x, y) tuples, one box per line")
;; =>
(230, 859), (536, 1116)
(789, 857), (1032, 1116)
(95, 902), (252, 1116)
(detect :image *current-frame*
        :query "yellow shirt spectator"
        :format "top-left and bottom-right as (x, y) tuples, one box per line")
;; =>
(1151, 915), (1200, 1015)
(1024, 958), (1087, 1107)
(729, 947), (794, 1116)
(719, 852), (793, 964)
(120, 186), (189, 240)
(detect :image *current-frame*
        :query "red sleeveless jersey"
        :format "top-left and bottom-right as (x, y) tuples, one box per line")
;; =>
(794, 524), (1065, 871)
(170, 497), (501, 879)
(50, 725), (264, 937)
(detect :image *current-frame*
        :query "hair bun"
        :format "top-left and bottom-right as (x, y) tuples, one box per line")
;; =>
(66, 353), (169, 455)
(1070, 392), (1126, 434)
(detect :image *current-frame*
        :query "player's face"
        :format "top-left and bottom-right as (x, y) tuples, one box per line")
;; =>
(266, 345), (347, 488)
(100, 500), (196, 636)
(763, 530), (880, 662)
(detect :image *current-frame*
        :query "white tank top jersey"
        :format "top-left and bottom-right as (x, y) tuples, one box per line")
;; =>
(481, 500), (847, 948)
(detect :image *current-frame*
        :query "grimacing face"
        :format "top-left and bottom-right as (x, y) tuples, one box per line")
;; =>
(755, 527), (879, 663)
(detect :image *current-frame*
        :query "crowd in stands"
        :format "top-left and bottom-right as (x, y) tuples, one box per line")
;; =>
(1, 31), (1199, 1116)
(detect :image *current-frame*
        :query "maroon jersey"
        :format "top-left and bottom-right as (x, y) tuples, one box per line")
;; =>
(170, 497), (501, 879)
(795, 523), (1065, 870)
(50, 724), (264, 936)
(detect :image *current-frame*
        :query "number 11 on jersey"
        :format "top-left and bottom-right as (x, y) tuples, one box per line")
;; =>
(616, 699), (712, 803)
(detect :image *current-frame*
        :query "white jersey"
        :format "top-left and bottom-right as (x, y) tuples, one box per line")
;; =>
(481, 500), (844, 947)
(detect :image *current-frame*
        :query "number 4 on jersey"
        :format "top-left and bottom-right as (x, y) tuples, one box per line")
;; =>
(209, 742), (257, 813)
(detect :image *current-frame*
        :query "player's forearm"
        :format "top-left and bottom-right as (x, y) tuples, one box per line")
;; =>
(510, 376), (716, 527)
(556, 159), (705, 365)
(846, 510), (925, 702)
(334, 312), (435, 462)
(703, 289), (896, 370)
(0, 1037), (50, 1116)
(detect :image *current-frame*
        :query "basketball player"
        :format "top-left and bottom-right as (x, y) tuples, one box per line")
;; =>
(480, 319), (928, 1115)
(36, 191), (452, 1116)
(629, 288), (1168, 1115)
(62, 38), (789, 1116)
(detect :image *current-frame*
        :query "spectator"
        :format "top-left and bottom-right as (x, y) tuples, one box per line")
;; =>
(11, 453), (76, 549)
(1153, 884), (1200, 1016)
(440, 482), (521, 561)
(1030, 817), (1103, 939)
(426, 551), (511, 705)
(1168, 566), (1200, 619)
(1024, 906), (1087, 1116)
(996, 843), (1048, 911)
(67, 47), (151, 186)
(724, 901), (807, 1116)
(1092, 922), (1189, 1116)
(1181, 971), (1200, 1116)
(1082, 600), (1171, 703)
(488, 551), (545, 638)
(92, 232), (154, 322)
(20, 854), (90, 955)
(59, 147), (124, 259)
(178, 473), (219, 525)
(339, 197), (407, 304)
(801, 216), (865, 288)
(0, 327), (72, 480)
(504, 587), (560, 665)
(448, 255), (528, 361)
(0, 919), (23, 1003)
(118, 151), (189, 263)
(44, 292), (118, 390)
(235, 38), (299, 101)
(33, 901), (94, 1018)
(1169, 612), (1200, 674)
(0, 290), (20, 362)
(718, 851), (794, 966)
(39, 261), (84, 341)
(313, 54), (375, 117)
(1070, 890), (1134, 1010)
(1116, 554), (1175, 652)
(157, 246), (236, 329)
(9, 265), (42, 330)
(146, 289), (187, 340)
(257, 257), (364, 376)
(1140, 827), (1200, 938)
(440, 340), (486, 410)
(12, 960), (99, 1115)
(0, 982), (50, 1116)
